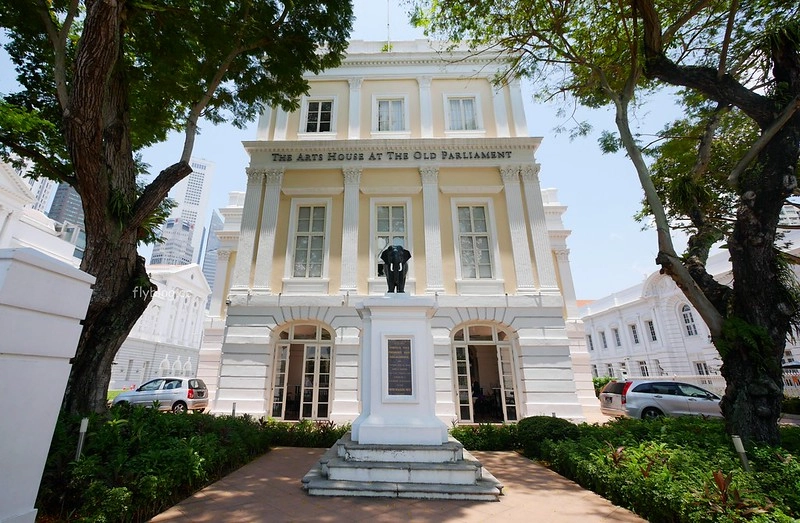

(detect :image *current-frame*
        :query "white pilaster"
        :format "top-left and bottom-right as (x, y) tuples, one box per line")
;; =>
(521, 164), (559, 291)
(255, 106), (273, 140)
(418, 76), (433, 138)
(556, 248), (580, 317)
(347, 77), (363, 139)
(420, 167), (444, 294)
(274, 107), (289, 140)
(491, 81), (510, 138)
(231, 168), (265, 290)
(253, 169), (284, 291)
(500, 166), (536, 293)
(339, 168), (361, 293)
(208, 249), (231, 317)
(508, 79), (528, 137)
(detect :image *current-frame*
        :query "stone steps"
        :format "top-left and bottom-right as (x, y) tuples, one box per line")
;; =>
(302, 433), (503, 501)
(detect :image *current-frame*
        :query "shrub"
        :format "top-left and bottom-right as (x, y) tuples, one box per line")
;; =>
(592, 376), (615, 397)
(449, 423), (518, 450)
(517, 415), (580, 458)
(782, 396), (800, 415)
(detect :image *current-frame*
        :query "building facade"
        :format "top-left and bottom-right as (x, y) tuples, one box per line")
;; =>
(151, 157), (214, 266)
(202, 41), (597, 424)
(581, 243), (800, 384)
(109, 263), (211, 390)
(201, 209), (224, 306)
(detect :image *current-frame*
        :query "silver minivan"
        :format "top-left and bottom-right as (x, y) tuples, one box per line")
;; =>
(112, 377), (208, 413)
(599, 379), (722, 419)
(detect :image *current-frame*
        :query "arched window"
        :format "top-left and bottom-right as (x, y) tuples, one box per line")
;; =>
(682, 305), (698, 336)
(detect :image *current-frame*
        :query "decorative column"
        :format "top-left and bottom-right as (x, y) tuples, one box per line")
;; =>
(209, 249), (231, 317)
(555, 248), (579, 317)
(339, 167), (361, 293)
(499, 166), (536, 293)
(253, 168), (284, 291)
(231, 168), (265, 290)
(347, 77), (363, 139)
(255, 106), (273, 140)
(491, 80), (511, 137)
(418, 76), (433, 138)
(521, 163), (559, 290)
(420, 167), (444, 293)
(508, 78), (528, 137)
(273, 107), (289, 140)
(0, 207), (14, 246)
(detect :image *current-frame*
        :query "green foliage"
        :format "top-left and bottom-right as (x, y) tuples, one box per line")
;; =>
(261, 418), (350, 448)
(593, 376), (615, 397)
(517, 416), (580, 458)
(782, 397), (800, 416)
(538, 417), (800, 522)
(449, 423), (518, 451)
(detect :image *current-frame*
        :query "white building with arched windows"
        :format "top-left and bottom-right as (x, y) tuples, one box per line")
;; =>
(110, 264), (211, 390)
(199, 40), (600, 424)
(581, 243), (800, 387)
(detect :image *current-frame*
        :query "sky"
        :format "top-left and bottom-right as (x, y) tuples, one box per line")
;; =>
(2, 1), (680, 301)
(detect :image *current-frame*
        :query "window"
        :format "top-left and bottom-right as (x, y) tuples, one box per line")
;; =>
(682, 305), (698, 336)
(630, 324), (640, 344)
(292, 205), (326, 277)
(612, 328), (621, 347)
(457, 205), (493, 279)
(638, 361), (649, 377)
(377, 98), (404, 131)
(646, 320), (657, 342)
(654, 359), (665, 376)
(605, 363), (614, 377)
(375, 204), (407, 276)
(695, 361), (710, 375)
(305, 100), (333, 132)
(599, 331), (608, 349)
(447, 97), (478, 130)
(784, 350), (796, 364)
(591, 364), (598, 378)
(619, 361), (627, 376)
(586, 334), (594, 351)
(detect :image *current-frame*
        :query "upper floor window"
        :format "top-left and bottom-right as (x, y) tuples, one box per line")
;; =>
(612, 327), (622, 347)
(682, 305), (698, 336)
(457, 205), (492, 279)
(695, 361), (710, 375)
(290, 204), (327, 278)
(646, 320), (658, 342)
(447, 97), (478, 130)
(599, 331), (608, 349)
(586, 334), (594, 351)
(305, 100), (333, 133)
(630, 324), (640, 345)
(377, 98), (405, 131)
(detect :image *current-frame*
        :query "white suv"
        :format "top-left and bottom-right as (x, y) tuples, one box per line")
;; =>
(599, 379), (722, 419)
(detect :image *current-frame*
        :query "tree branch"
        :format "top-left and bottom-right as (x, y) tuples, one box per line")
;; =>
(129, 161), (192, 228)
(0, 135), (75, 186)
(727, 95), (800, 187)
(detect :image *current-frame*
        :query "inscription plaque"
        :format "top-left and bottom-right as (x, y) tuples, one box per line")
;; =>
(387, 338), (413, 396)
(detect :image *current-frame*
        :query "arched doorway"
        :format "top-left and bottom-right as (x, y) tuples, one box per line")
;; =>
(270, 324), (333, 420)
(453, 324), (518, 423)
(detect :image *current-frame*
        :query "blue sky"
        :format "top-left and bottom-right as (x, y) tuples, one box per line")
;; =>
(2, 1), (677, 300)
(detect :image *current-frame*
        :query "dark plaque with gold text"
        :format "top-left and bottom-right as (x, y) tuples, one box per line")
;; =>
(387, 338), (412, 395)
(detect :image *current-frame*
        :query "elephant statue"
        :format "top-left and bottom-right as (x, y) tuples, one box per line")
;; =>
(380, 245), (411, 293)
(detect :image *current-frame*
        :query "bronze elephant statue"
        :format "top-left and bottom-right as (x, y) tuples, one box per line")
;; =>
(380, 245), (411, 293)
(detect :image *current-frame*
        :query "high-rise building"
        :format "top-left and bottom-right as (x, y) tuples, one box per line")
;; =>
(48, 183), (84, 226)
(21, 177), (56, 213)
(150, 217), (194, 265)
(150, 157), (214, 266)
(201, 210), (224, 306)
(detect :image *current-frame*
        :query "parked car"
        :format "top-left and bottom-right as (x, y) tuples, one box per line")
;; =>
(599, 379), (722, 419)
(112, 377), (208, 414)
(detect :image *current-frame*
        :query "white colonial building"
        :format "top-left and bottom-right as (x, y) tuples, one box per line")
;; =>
(109, 263), (211, 390)
(199, 40), (600, 424)
(581, 242), (800, 390)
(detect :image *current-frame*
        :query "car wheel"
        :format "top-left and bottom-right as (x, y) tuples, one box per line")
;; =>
(172, 401), (188, 414)
(641, 407), (663, 420)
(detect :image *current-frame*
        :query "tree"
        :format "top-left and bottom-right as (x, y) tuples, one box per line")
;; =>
(0, 0), (353, 414)
(410, 0), (800, 444)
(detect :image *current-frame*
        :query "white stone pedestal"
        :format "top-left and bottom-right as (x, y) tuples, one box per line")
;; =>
(0, 249), (94, 523)
(350, 294), (448, 445)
